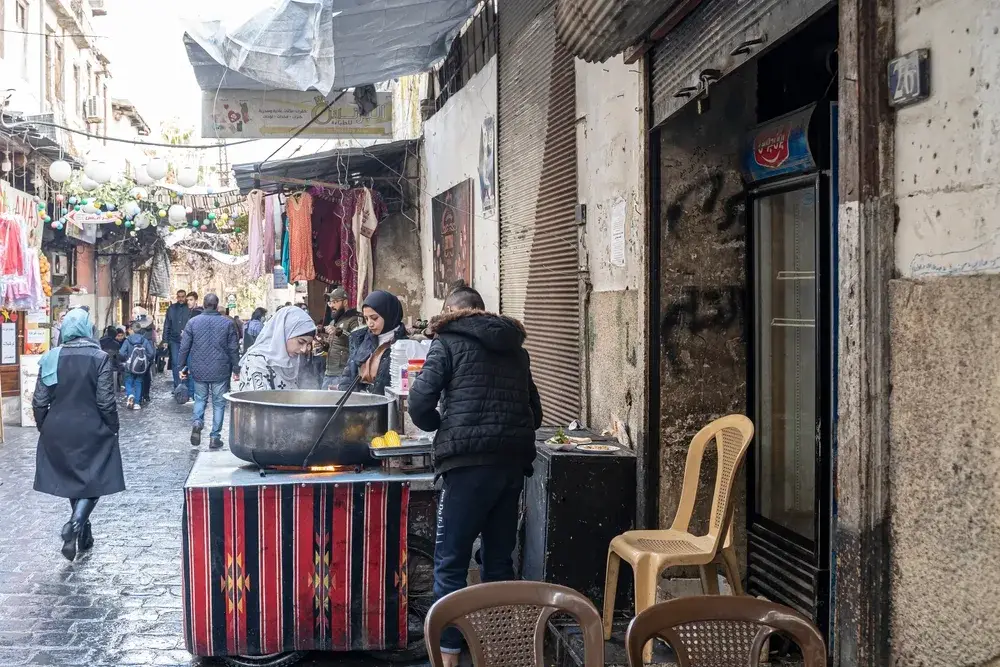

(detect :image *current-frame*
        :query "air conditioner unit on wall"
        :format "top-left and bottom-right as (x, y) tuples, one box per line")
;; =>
(85, 96), (102, 123)
(23, 113), (58, 142)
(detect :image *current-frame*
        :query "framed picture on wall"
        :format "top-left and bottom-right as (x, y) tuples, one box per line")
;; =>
(431, 179), (473, 299)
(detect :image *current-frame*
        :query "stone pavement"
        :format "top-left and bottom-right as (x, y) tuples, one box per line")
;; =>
(0, 375), (408, 667)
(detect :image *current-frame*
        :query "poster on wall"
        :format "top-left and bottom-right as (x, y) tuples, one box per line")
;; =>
(19, 354), (40, 427)
(479, 115), (496, 216)
(431, 180), (473, 299)
(0, 322), (16, 364)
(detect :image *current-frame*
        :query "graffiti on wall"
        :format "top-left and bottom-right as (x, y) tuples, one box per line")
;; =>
(664, 171), (746, 236)
(661, 286), (746, 368)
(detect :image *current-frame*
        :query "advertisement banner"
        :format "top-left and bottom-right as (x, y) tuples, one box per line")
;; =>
(202, 90), (393, 140)
(0, 181), (43, 249)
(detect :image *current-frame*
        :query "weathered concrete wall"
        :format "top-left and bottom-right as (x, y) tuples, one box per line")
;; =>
(375, 210), (423, 322)
(888, 276), (1000, 667)
(888, 3), (1000, 665)
(575, 56), (646, 442)
(656, 67), (754, 568)
(420, 57), (499, 316)
(895, 0), (1000, 278)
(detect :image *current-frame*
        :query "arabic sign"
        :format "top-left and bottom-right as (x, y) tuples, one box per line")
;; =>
(0, 181), (42, 249)
(66, 210), (122, 225)
(65, 213), (97, 244)
(19, 354), (40, 427)
(202, 89), (394, 139)
(742, 105), (816, 184)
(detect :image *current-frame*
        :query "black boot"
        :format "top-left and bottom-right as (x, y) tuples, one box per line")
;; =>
(78, 522), (94, 552)
(61, 498), (97, 562)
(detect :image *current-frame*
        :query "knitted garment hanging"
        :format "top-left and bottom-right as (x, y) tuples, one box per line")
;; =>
(287, 192), (316, 282)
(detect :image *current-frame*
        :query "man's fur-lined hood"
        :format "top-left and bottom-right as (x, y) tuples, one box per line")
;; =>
(429, 309), (527, 352)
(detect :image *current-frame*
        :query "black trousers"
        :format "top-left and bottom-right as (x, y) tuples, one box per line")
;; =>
(433, 465), (524, 651)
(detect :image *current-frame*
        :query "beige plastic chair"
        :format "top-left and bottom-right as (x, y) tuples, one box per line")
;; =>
(424, 581), (604, 667)
(602, 414), (754, 661)
(625, 595), (826, 667)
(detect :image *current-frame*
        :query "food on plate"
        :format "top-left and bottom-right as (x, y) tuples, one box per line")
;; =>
(545, 428), (570, 445)
(576, 443), (619, 453)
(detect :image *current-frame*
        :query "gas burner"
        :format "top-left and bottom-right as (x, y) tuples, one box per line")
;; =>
(252, 463), (365, 478)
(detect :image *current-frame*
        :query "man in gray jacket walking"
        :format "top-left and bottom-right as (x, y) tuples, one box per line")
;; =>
(178, 294), (240, 449)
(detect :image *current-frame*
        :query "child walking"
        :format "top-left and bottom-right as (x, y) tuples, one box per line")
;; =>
(120, 322), (154, 410)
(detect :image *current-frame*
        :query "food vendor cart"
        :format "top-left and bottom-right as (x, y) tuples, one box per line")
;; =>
(181, 390), (437, 667)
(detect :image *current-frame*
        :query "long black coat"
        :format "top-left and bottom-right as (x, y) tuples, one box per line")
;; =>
(33, 338), (125, 498)
(408, 310), (542, 476)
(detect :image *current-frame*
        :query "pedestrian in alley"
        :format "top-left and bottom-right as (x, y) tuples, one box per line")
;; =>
(237, 306), (317, 391)
(321, 287), (362, 389)
(32, 308), (125, 562)
(162, 289), (192, 389)
(339, 290), (408, 395)
(408, 285), (542, 667)
(120, 321), (155, 410)
(242, 307), (266, 353)
(178, 293), (240, 449)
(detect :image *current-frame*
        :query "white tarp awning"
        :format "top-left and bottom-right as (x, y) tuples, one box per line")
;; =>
(183, 0), (480, 95)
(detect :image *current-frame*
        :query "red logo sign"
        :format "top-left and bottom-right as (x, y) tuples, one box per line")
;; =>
(754, 126), (790, 168)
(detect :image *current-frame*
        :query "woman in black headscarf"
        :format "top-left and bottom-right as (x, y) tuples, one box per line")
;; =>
(338, 290), (407, 395)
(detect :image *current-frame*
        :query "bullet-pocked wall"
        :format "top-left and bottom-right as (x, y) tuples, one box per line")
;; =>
(890, 1), (1000, 664)
(420, 57), (500, 316)
(575, 55), (646, 447)
(655, 66), (755, 571)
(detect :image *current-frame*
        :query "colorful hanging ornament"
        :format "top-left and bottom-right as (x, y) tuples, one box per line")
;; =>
(207, 212), (216, 221)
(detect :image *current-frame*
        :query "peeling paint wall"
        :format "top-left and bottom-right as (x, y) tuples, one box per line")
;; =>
(420, 58), (499, 316)
(890, 2), (1000, 665)
(895, 0), (1000, 278)
(656, 67), (754, 567)
(374, 211), (423, 322)
(575, 55), (646, 441)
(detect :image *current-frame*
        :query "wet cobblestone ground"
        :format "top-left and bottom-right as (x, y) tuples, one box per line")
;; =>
(0, 375), (412, 667)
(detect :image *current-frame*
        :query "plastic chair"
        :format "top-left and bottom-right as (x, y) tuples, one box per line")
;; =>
(625, 596), (826, 667)
(602, 415), (754, 660)
(424, 581), (604, 667)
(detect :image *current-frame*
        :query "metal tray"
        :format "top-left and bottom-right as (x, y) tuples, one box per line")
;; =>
(369, 441), (434, 458)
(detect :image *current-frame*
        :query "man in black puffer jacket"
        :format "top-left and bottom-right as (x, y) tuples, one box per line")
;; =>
(408, 285), (542, 664)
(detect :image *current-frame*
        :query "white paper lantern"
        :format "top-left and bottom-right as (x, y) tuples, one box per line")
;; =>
(83, 160), (100, 181)
(167, 203), (187, 223)
(134, 164), (154, 186)
(91, 161), (112, 184)
(82, 204), (98, 214)
(129, 187), (148, 200)
(80, 176), (98, 192)
(176, 166), (198, 188)
(124, 201), (142, 218)
(134, 211), (154, 230)
(146, 157), (168, 181)
(48, 160), (72, 183)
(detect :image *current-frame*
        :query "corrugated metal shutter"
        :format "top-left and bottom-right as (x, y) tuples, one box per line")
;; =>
(498, 0), (581, 426)
(650, 0), (833, 126)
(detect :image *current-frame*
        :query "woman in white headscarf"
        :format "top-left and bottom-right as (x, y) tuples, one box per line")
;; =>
(236, 306), (317, 391)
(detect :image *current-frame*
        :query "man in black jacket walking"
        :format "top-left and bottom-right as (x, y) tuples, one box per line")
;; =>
(162, 289), (192, 389)
(178, 294), (240, 449)
(408, 286), (542, 665)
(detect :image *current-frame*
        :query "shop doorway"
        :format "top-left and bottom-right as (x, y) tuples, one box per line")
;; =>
(744, 7), (839, 643)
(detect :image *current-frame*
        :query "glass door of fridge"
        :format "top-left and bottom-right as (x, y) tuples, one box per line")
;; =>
(753, 183), (819, 543)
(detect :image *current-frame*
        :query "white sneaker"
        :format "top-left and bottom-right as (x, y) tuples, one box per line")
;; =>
(133, 404), (142, 410)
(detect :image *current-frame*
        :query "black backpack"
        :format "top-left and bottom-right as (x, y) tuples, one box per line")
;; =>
(126, 343), (149, 375)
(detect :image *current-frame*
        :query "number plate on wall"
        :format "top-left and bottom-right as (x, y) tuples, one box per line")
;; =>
(889, 49), (931, 108)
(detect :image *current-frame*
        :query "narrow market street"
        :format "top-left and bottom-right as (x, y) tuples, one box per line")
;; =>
(0, 376), (412, 667)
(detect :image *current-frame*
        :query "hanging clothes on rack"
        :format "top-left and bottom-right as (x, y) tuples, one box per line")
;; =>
(353, 188), (378, 310)
(264, 194), (278, 271)
(311, 188), (352, 285)
(247, 190), (267, 279)
(287, 191), (316, 282)
(280, 202), (291, 279)
(0, 213), (26, 281)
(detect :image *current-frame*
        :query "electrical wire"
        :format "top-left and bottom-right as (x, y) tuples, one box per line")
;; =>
(259, 90), (349, 166)
(0, 28), (107, 38)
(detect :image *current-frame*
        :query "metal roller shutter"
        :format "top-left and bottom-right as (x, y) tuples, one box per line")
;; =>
(650, 0), (833, 126)
(498, 0), (581, 426)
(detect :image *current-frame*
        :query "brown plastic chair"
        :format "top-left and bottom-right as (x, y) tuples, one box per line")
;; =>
(602, 415), (754, 660)
(424, 581), (604, 667)
(625, 596), (826, 667)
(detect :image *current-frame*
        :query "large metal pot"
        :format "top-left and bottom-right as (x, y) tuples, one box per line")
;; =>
(226, 390), (391, 468)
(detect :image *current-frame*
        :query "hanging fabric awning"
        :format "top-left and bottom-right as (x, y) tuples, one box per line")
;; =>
(183, 0), (480, 94)
(554, 0), (692, 63)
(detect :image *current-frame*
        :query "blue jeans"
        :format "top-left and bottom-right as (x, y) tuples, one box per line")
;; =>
(192, 380), (229, 440)
(433, 466), (524, 651)
(169, 340), (195, 396)
(124, 373), (143, 403)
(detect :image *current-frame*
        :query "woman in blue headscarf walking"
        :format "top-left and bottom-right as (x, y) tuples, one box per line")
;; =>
(33, 307), (124, 561)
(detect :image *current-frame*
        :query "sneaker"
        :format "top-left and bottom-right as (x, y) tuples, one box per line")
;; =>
(190, 424), (203, 447)
(133, 404), (142, 411)
(126, 396), (135, 409)
(209, 437), (224, 450)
